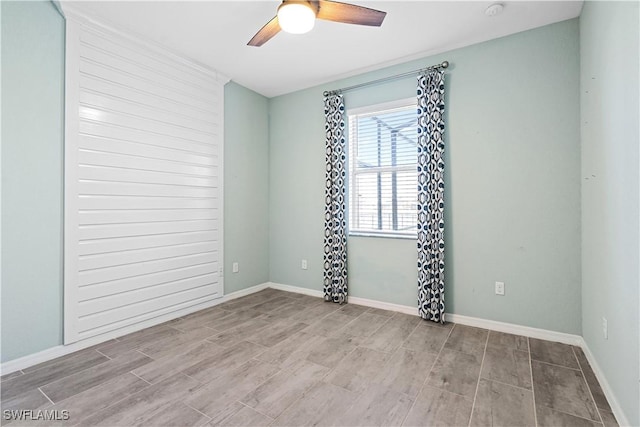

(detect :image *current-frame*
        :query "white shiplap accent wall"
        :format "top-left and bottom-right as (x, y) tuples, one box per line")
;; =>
(63, 12), (228, 344)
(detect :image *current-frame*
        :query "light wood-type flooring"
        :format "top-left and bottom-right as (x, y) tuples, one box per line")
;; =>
(1, 289), (618, 426)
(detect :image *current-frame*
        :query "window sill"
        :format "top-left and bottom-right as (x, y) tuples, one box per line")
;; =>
(348, 232), (417, 240)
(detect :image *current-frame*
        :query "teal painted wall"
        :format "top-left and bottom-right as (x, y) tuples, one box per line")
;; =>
(0, 3), (270, 362)
(223, 82), (270, 293)
(580, 2), (640, 425)
(1, 1), (65, 362)
(269, 19), (582, 334)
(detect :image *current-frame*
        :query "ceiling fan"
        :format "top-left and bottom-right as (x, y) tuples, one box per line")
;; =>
(248, 0), (387, 47)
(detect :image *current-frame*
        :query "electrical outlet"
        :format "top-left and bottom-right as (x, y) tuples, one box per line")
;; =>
(219, 267), (224, 277)
(602, 317), (608, 339)
(495, 281), (505, 296)
(301, 259), (308, 270)
(232, 262), (239, 273)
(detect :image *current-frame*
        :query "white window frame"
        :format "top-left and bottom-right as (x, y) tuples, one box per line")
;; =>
(347, 98), (418, 239)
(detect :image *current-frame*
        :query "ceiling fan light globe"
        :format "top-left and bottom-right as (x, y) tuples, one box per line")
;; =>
(277, 3), (316, 34)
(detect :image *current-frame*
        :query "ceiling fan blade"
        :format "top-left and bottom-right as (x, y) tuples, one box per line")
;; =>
(315, 0), (386, 26)
(247, 16), (281, 47)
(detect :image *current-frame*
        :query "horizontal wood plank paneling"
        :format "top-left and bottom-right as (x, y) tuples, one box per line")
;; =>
(80, 28), (219, 90)
(77, 290), (222, 338)
(79, 106), (214, 144)
(78, 181), (218, 199)
(79, 219), (218, 240)
(79, 241), (217, 270)
(79, 135), (217, 166)
(78, 149), (217, 177)
(78, 230), (218, 255)
(65, 16), (225, 344)
(78, 195), (217, 210)
(79, 165), (217, 188)
(80, 121), (218, 156)
(78, 274), (220, 317)
(79, 62), (218, 115)
(78, 264), (218, 301)
(79, 209), (217, 225)
(79, 75), (216, 124)
(79, 37), (219, 101)
(79, 91), (218, 135)
(78, 252), (216, 286)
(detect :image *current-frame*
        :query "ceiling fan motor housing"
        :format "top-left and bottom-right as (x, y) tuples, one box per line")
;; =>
(277, 1), (317, 34)
(248, 0), (387, 46)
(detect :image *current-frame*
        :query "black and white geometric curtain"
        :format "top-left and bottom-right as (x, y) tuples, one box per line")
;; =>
(417, 70), (446, 323)
(323, 93), (348, 304)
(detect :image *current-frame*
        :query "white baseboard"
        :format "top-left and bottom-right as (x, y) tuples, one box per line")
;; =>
(444, 313), (583, 346)
(0, 282), (271, 375)
(348, 295), (419, 316)
(267, 282), (416, 316)
(223, 282), (270, 300)
(267, 282), (324, 298)
(268, 282), (632, 425)
(268, 282), (583, 344)
(577, 337), (631, 427)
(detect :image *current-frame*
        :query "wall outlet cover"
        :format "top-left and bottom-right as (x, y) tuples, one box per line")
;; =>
(495, 281), (505, 296)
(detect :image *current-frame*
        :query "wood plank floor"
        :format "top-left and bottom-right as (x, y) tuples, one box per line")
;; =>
(0, 289), (618, 426)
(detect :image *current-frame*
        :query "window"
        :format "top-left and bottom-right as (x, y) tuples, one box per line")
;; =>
(348, 99), (418, 238)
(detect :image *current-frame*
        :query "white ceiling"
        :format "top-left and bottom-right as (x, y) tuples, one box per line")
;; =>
(61, 0), (583, 97)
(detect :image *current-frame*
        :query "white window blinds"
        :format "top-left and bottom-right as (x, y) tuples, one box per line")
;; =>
(348, 99), (418, 238)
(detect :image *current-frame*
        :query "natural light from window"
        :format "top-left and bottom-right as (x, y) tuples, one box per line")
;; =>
(348, 99), (418, 238)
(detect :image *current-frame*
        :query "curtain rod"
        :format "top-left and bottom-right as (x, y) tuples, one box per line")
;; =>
(323, 60), (449, 97)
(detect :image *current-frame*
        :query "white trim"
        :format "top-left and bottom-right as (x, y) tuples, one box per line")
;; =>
(222, 282), (270, 301)
(63, 18), (81, 344)
(267, 282), (584, 344)
(266, 282), (324, 298)
(348, 295), (418, 316)
(348, 232), (416, 240)
(0, 282), (269, 375)
(346, 97), (416, 117)
(444, 313), (583, 346)
(219, 77), (226, 297)
(577, 337), (631, 427)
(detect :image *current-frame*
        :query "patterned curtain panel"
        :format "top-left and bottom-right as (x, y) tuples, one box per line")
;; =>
(417, 70), (446, 323)
(323, 94), (348, 304)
